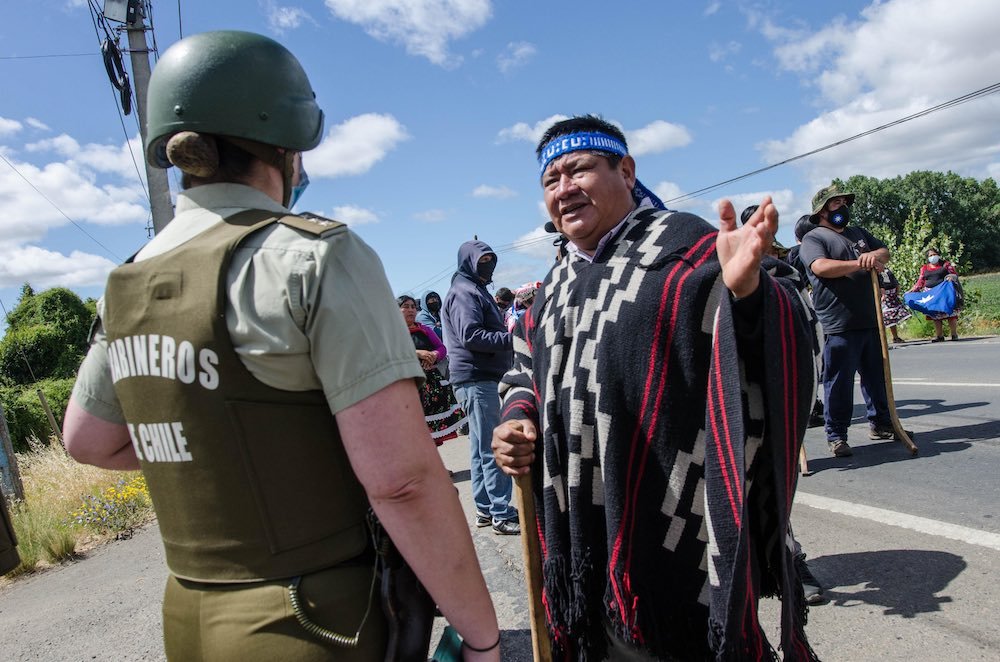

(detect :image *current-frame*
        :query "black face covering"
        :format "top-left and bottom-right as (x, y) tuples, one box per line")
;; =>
(426, 298), (441, 314)
(477, 257), (496, 283)
(829, 205), (851, 228)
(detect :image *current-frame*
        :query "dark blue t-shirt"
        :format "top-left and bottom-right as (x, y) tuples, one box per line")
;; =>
(799, 225), (886, 334)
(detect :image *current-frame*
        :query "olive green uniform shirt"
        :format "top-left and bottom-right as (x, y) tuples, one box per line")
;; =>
(73, 183), (422, 423)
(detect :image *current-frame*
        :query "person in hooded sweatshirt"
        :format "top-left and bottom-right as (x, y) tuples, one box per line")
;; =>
(441, 241), (520, 535)
(416, 290), (444, 340)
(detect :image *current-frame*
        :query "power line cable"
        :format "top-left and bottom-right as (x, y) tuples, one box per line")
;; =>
(404, 80), (1000, 292)
(0, 152), (123, 263)
(86, 0), (152, 213)
(0, 53), (96, 60)
(177, 0), (184, 38)
(662, 80), (1000, 206)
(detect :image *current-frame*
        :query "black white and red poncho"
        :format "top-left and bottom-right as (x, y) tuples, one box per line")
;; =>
(500, 207), (820, 661)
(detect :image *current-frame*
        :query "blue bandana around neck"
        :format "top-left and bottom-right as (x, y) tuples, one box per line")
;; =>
(538, 130), (668, 211)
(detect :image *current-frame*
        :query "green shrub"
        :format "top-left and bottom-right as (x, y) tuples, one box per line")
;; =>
(0, 378), (75, 453)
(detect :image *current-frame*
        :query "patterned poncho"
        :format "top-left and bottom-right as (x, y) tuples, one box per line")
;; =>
(499, 207), (820, 661)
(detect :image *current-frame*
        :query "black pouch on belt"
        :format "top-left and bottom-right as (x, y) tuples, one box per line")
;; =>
(367, 509), (435, 662)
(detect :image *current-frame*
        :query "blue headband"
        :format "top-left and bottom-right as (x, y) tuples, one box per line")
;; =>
(538, 131), (628, 175)
(538, 130), (668, 211)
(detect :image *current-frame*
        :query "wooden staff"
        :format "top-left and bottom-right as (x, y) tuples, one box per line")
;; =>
(870, 270), (918, 454)
(514, 474), (553, 662)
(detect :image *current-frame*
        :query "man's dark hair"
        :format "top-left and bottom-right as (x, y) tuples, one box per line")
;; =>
(495, 287), (514, 304)
(535, 114), (627, 170)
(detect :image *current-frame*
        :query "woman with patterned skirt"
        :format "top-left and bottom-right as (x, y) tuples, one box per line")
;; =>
(880, 268), (911, 343)
(398, 295), (467, 444)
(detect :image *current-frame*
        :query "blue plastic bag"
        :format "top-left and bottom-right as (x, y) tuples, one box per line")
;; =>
(904, 280), (957, 316)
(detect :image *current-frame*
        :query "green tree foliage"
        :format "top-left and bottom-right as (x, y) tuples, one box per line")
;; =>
(0, 286), (92, 386)
(0, 285), (94, 451)
(834, 171), (1000, 271)
(867, 207), (966, 291)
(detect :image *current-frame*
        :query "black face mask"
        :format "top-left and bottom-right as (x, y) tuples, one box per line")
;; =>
(426, 299), (441, 314)
(828, 205), (851, 228)
(477, 258), (496, 283)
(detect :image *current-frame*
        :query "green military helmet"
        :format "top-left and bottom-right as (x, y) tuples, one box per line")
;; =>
(145, 30), (324, 168)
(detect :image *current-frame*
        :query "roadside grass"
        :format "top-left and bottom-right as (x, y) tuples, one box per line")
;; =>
(896, 272), (1000, 339)
(4, 436), (153, 579)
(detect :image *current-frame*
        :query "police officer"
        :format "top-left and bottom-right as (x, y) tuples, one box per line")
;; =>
(63, 31), (500, 661)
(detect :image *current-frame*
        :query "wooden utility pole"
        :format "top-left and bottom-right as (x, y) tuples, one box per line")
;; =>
(124, 2), (173, 234)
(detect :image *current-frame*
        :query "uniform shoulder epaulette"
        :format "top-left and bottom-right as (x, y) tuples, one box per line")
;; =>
(278, 212), (346, 237)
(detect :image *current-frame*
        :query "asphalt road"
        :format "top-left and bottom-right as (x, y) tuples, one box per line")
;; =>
(1, 336), (997, 661)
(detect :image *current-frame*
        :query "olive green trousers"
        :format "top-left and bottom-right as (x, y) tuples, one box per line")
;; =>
(163, 562), (387, 661)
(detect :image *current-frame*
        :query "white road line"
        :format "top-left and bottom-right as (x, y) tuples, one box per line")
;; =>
(891, 381), (1000, 387)
(796, 492), (1000, 552)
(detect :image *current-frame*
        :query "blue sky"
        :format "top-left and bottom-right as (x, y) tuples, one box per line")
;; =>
(2, 0), (999, 317)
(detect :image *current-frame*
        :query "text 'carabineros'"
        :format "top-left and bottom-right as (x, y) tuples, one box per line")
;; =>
(109, 334), (220, 390)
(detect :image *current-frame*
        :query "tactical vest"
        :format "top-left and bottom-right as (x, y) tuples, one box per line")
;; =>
(104, 210), (369, 582)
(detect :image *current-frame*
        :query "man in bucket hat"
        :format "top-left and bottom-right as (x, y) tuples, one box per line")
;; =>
(798, 183), (906, 457)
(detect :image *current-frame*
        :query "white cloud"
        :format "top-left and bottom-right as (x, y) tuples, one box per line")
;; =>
(497, 115), (569, 144)
(497, 41), (536, 74)
(264, 2), (313, 32)
(760, 0), (1000, 184)
(987, 162), (1000, 180)
(0, 246), (116, 288)
(0, 127), (149, 289)
(414, 209), (447, 222)
(710, 189), (796, 223)
(324, 0), (493, 67)
(708, 40), (741, 63)
(308, 113), (409, 178)
(0, 117), (23, 137)
(704, 2), (721, 17)
(510, 225), (557, 260)
(0, 156), (148, 245)
(329, 204), (379, 225)
(472, 184), (516, 199)
(536, 200), (549, 222)
(25, 118), (50, 131)
(653, 181), (685, 205)
(26, 133), (145, 181)
(626, 120), (692, 156)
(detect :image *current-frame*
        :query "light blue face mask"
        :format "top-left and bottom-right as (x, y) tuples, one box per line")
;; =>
(288, 162), (309, 209)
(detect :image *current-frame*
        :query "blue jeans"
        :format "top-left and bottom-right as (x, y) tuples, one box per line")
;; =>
(453, 380), (515, 521)
(822, 328), (892, 442)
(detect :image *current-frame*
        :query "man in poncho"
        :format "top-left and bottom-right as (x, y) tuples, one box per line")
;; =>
(492, 115), (819, 660)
